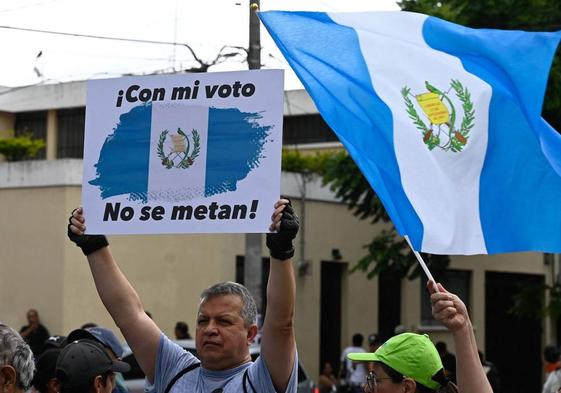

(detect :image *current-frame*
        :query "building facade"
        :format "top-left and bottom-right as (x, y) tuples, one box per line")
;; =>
(0, 79), (556, 392)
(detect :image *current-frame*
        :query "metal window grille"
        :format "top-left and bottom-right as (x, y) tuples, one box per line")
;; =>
(282, 114), (338, 145)
(14, 111), (47, 159)
(57, 108), (85, 158)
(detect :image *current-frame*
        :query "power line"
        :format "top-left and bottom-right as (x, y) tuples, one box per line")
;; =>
(0, 25), (189, 47)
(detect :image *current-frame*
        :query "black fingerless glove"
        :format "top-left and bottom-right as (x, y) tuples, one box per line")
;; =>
(67, 213), (108, 256)
(266, 202), (299, 260)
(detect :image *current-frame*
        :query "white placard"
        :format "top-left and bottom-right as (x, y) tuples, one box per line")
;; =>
(82, 70), (284, 234)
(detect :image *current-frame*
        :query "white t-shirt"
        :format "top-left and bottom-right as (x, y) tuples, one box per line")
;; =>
(340, 346), (367, 385)
(543, 369), (561, 393)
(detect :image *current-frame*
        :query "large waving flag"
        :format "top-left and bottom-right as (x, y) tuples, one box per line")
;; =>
(260, 11), (561, 255)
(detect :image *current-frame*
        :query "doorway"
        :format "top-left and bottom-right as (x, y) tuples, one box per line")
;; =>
(485, 271), (543, 393)
(320, 261), (344, 374)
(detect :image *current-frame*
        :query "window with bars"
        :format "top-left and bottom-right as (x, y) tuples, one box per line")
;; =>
(282, 114), (338, 145)
(15, 111), (47, 159)
(420, 269), (471, 326)
(57, 108), (85, 158)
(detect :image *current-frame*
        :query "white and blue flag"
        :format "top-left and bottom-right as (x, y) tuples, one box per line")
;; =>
(260, 11), (561, 255)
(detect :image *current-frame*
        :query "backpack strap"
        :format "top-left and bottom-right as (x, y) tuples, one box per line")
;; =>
(164, 362), (201, 393)
(243, 368), (257, 393)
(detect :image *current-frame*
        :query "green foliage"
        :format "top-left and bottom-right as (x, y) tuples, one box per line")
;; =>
(0, 134), (46, 161)
(351, 229), (449, 280)
(509, 283), (547, 318)
(399, 0), (561, 132)
(281, 149), (332, 175)
(509, 281), (561, 319)
(321, 151), (390, 223)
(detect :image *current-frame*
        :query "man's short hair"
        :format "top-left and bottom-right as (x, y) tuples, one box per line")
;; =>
(0, 324), (35, 390)
(200, 282), (257, 327)
(352, 333), (364, 347)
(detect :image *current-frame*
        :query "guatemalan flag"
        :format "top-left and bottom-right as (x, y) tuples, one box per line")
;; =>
(260, 11), (561, 255)
(88, 103), (272, 203)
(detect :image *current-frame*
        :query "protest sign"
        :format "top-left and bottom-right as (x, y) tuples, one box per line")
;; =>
(82, 69), (284, 234)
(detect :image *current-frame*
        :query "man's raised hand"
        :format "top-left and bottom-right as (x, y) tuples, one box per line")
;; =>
(67, 207), (109, 256)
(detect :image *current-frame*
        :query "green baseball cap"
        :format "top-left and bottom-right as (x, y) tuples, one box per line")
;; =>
(347, 333), (443, 390)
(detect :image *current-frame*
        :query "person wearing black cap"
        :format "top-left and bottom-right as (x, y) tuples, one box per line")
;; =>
(32, 349), (61, 393)
(31, 335), (66, 393)
(55, 340), (130, 393)
(68, 199), (299, 393)
(67, 327), (128, 393)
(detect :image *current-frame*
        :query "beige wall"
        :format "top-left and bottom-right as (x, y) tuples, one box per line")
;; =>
(0, 111), (14, 137)
(0, 181), (552, 381)
(0, 186), (67, 334)
(289, 199), (380, 377)
(0, 183), (380, 381)
(410, 252), (547, 355)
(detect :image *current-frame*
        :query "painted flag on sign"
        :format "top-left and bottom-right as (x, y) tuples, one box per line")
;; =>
(89, 103), (272, 203)
(260, 11), (561, 255)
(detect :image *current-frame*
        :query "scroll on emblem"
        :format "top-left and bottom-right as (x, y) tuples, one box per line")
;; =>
(171, 134), (187, 153)
(416, 92), (449, 125)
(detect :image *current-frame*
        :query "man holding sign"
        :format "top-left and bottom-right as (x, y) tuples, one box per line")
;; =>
(67, 199), (299, 393)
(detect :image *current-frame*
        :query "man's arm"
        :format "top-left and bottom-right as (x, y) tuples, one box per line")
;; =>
(429, 282), (493, 393)
(260, 199), (298, 392)
(69, 207), (161, 382)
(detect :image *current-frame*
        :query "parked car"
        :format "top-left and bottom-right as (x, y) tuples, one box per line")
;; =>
(121, 339), (316, 393)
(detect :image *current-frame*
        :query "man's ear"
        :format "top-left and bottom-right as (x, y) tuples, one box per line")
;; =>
(0, 365), (17, 390)
(92, 375), (103, 392)
(247, 324), (258, 345)
(402, 377), (417, 393)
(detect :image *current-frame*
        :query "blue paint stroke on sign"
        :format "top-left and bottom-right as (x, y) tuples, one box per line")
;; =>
(205, 107), (271, 197)
(89, 104), (151, 202)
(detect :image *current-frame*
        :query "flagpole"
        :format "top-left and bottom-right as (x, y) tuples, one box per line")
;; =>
(404, 236), (439, 292)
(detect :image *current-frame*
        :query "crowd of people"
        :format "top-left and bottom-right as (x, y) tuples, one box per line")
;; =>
(0, 200), (495, 393)
(316, 331), (501, 393)
(1, 314), (195, 393)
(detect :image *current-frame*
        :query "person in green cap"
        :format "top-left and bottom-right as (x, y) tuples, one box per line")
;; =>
(347, 282), (492, 393)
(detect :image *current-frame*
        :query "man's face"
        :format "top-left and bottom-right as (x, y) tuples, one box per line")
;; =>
(27, 310), (38, 325)
(195, 294), (255, 370)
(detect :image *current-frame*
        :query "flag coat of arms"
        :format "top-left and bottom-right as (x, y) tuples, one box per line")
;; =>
(260, 11), (561, 255)
(82, 70), (283, 235)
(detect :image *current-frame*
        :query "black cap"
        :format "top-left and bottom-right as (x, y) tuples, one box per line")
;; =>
(55, 340), (130, 390)
(33, 349), (62, 391)
(43, 335), (67, 350)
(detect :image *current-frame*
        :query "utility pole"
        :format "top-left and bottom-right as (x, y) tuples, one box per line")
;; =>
(244, 0), (263, 315)
(248, 1), (261, 70)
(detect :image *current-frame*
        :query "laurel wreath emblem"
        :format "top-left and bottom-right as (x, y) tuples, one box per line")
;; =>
(401, 79), (474, 152)
(157, 128), (200, 169)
